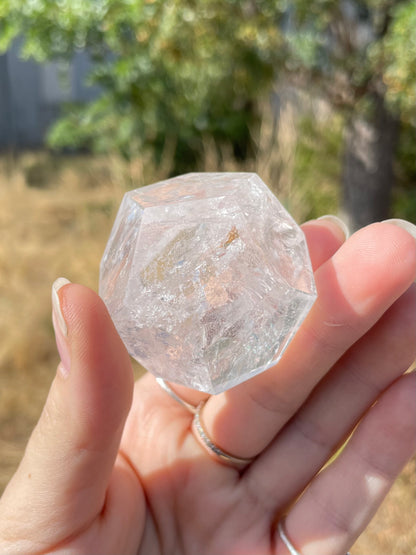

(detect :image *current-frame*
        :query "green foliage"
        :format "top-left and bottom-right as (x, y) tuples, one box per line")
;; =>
(370, 1), (416, 124)
(1, 0), (285, 169)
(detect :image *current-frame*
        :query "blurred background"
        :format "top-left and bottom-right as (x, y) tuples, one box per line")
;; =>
(0, 1), (415, 552)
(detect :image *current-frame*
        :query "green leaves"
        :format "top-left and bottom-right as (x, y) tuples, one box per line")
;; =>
(1, 0), (414, 168)
(374, 1), (416, 123)
(1, 0), (284, 167)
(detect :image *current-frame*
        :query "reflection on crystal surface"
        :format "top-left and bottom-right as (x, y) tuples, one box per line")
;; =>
(99, 173), (317, 394)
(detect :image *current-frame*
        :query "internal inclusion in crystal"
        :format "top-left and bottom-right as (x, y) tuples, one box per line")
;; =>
(99, 173), (317, 394)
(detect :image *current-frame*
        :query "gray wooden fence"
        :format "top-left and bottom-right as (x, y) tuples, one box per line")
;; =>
(0, 40), (100, 149)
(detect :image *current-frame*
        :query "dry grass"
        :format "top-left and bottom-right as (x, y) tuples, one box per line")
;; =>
(0, 150), (414, 554)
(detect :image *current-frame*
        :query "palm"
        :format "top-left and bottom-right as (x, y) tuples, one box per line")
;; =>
(120, 374), (276, 555)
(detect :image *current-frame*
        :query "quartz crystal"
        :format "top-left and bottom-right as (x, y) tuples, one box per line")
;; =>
(99, 173), (317, 394)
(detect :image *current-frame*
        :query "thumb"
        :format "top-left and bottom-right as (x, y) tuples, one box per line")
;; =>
(0, 278), (134, 549)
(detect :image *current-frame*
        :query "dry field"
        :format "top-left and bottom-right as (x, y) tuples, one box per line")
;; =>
(0, 152), (415, 554)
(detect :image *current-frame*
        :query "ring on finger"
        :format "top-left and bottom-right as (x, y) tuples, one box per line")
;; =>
(192, 400), (255, 470)
(156, 377), (198, 414)
(156, 379), (255, 469)
(278, 518), (351, 555)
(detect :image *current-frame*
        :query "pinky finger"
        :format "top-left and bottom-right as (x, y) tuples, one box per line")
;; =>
(274, 371), (416, 555)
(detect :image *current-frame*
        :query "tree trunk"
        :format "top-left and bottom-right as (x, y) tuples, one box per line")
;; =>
(341, 94), (399, 232)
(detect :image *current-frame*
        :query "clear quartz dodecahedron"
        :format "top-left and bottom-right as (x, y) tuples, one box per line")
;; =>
(99, 173), (317, 394)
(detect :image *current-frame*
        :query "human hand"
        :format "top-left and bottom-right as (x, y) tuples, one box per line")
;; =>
(0, 219), (415, 555)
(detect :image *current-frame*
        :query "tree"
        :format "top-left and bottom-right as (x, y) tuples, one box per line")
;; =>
(285, 0), (416, 229)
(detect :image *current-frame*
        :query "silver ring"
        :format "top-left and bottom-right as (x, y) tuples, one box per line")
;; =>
(278, 519), (351, 555)
(192, 400), (255, 470)
(156, 377), (198, 413)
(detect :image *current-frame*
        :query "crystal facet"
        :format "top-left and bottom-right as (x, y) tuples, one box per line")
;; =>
(99, 173), (317, 394)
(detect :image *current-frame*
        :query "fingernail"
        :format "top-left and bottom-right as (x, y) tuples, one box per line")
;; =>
(52, 277), (71, 376)
(383, 219), (416, 242)
(317, 215), (350, 240)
